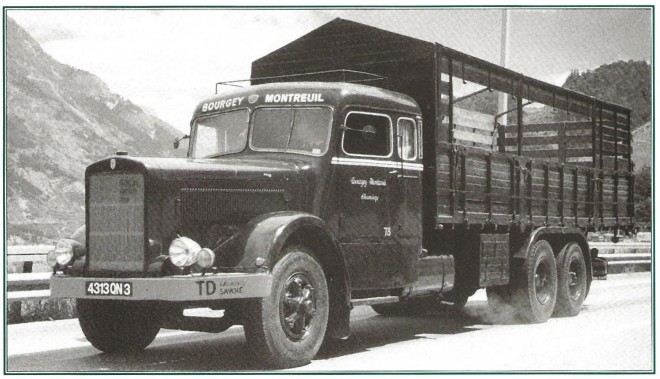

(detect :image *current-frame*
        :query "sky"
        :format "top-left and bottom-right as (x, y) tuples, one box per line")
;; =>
(8, 8), (652, 133)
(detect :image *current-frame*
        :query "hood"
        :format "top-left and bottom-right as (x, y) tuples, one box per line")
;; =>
(87, 155), (307, 183)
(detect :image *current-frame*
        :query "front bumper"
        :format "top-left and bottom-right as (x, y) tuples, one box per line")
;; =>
(50, 273), (272, 301)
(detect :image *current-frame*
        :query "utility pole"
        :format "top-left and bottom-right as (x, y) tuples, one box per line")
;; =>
(497, 9), (510, 126)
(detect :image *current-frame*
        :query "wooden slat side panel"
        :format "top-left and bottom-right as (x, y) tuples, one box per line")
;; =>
(452, 107), (495, 132)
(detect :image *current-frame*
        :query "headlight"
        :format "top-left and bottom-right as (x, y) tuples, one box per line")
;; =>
(169, 236), (200, 267)
(196, 248), (215, 269)
(47, 239), (74, 268)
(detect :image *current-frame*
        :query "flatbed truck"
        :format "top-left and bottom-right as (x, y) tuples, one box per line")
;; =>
(49, 19), (633, 368)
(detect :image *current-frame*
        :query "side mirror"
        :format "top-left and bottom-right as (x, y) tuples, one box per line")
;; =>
(173, 135), (190, 149)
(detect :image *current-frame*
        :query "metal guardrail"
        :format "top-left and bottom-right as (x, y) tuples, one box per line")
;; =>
(7, 245), (52, 273)
(6, 242), (652, 304)
(590, 242), (652, 250)
(3, 242), (652, 324)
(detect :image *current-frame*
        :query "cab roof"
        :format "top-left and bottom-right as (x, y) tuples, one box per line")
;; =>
(191, 82), (420, 121)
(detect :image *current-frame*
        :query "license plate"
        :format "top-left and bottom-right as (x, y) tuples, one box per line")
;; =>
(85, 281), (133, 297)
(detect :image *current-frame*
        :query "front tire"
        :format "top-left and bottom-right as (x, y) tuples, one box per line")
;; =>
(243, 246), (329, 369)
(554, 242), (587, 317)
(512, 240), (558, 323)
(77, 300), (161, 353)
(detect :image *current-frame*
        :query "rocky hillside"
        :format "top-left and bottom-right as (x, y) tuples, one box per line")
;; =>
(564, 61), (651, 171)
(6, 18), (184, 244)
(563, 60), (651, 128)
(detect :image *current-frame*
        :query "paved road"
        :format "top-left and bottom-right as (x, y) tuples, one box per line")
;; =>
(6, 272), (653, 372)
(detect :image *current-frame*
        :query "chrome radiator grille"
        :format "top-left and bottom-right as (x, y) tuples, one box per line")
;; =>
(88, 173), (145, 271)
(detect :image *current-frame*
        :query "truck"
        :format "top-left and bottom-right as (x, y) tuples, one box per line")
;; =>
(49, 19), (633, 368)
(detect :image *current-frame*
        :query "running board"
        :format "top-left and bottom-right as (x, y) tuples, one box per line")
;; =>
(351, 296), (400, 307)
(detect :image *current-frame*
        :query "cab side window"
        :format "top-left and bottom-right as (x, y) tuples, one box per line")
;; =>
(342, 112), (391, 157)
(397, 118), (417, 160)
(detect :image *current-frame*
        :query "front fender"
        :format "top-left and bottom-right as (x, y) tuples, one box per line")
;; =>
(234, 211), (340, 269)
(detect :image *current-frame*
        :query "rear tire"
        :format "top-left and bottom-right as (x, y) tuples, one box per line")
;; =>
(243, 246), (329, 369)
(512, 240), (558, 323)
(554, 242), (587, 317)
(77, 300), (161, 353)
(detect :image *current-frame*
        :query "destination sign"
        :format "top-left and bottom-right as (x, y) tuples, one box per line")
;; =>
(264, 93), (325, 103)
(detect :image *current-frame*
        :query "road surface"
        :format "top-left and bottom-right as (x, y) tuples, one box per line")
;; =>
(6, 272), (653, 372)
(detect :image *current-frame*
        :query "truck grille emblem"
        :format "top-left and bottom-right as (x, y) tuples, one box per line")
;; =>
(110, 159), (116, 170)
(248, 94), (259, 104)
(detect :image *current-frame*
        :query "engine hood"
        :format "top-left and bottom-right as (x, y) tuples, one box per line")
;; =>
(87, 155), (306, 183)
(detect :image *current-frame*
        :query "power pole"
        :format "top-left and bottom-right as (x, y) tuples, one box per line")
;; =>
(497, 9), (510, 126)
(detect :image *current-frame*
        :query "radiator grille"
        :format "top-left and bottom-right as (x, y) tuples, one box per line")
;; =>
(88, 173), (145, 271)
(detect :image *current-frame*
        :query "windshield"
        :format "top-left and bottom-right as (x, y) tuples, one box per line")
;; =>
(250, 107), (333, 156)
(191, 109), (249, 158)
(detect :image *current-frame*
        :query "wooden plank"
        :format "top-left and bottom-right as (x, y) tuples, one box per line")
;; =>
(453, 107), (494, 124)
(453, 129), (495, 146)
(564, 148), (594, 158)
(504, 121), (591, 134)
(454, 139), (494, 151)
(504, 135), (591, 147)
(519, 150), (563, 158)
(454, 124), (494, 136)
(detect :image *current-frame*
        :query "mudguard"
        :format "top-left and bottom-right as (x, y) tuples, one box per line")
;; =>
(234, 211), (352, 339)
(234, 212), (337, 267)
(513, 226), (592, 296)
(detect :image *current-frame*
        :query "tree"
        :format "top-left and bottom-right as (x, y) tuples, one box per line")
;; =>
(634, 165), (652, 226)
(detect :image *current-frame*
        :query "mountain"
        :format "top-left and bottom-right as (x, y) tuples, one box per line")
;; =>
(562, 61), (652, 173)
(6, 18), (185, 244)
(563, 61), (651, 129)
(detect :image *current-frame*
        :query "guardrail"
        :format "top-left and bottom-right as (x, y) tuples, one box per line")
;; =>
(5, 242), (652, 323)
(7, 245), (52, 274)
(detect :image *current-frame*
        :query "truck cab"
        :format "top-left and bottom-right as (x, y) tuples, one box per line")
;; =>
(188, 82), (424, 291)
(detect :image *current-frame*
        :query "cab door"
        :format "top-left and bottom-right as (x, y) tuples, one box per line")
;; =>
(393, 116), (424, 278)
(335, 110), (408, 290)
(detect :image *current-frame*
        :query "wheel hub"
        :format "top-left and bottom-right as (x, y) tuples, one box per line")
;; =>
(534, 262), (551, 304)
(568, 259), (582, 300)
(280, 273), (316, 341)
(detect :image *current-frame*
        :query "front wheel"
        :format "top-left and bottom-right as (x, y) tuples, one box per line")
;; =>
(77, 300), (161, 353)
(243, 246), (329, 369)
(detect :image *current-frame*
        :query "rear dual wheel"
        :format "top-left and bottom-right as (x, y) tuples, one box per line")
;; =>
(487, 240), (557, 323)
(554, 242), (587, 317)
(515, 239), (558, 323)
(488, 239), (587, 323)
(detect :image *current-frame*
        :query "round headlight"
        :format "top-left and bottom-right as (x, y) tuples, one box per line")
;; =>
(196, 248), (215, 269)
(169, 236), (200, 268)
(49, 239), (74, 267)
(47, 249), (59, 268)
